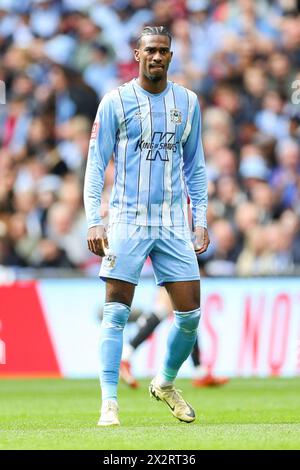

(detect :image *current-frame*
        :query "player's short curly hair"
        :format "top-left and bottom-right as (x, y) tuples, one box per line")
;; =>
(136, 26), (172, 48)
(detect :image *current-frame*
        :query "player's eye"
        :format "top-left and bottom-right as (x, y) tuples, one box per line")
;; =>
(145, 48), (169, 55)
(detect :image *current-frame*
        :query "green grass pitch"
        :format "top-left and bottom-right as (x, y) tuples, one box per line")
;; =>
(1, 378), (300, 450)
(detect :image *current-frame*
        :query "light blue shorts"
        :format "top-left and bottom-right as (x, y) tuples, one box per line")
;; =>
(99, 223), (200, 286)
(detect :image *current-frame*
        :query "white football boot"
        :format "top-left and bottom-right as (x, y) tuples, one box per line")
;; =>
(149, 377), (195, 423)
(98, 400), (120, 426)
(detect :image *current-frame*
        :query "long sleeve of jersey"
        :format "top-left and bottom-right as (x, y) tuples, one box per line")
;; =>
(84, 93), (118, 228)
(182, 99), (208, 229)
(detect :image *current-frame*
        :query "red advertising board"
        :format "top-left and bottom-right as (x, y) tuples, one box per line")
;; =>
(0, 282), (60, 376)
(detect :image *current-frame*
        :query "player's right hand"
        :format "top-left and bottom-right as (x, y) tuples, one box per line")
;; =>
(87, 225), (108, 257)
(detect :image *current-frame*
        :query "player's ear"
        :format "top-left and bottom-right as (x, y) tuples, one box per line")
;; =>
(134, 49), (140, 62)
(170, 51), (173, 62)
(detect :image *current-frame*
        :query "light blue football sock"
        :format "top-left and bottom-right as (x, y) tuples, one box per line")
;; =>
(159, 307), (201, 384)
(99, 302), (130, 401)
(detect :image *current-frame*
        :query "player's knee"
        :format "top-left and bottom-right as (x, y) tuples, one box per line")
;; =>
(102, 302), (130, 330)
(106, 280), (134, 306)
(174, 307), (201, 334)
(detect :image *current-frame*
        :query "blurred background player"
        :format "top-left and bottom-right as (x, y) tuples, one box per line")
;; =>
(121, 286), (229, 388)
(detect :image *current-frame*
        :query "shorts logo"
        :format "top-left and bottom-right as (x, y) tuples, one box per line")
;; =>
(104, 254), (116, 269)
(91, 122), (99, 139)
(170, 109), (182, 124)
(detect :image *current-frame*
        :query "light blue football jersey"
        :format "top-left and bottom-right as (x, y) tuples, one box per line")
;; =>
(84, 79), (207, 228)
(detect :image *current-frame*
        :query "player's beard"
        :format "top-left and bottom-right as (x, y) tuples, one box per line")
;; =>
(145, 68), (165, 82)
(148, 74), (163, 82)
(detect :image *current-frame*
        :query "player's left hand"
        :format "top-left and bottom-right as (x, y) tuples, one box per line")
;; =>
(193, 227), (210, 254)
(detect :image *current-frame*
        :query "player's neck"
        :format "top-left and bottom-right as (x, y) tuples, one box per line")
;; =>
(137, 76), (168, 95)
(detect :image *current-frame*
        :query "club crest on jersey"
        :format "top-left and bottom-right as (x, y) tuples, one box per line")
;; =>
(170, 109), (182, 124)
(104, 254), (116, 269)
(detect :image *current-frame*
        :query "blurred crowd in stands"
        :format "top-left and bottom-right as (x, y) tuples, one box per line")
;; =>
(0, 0), (300, 277)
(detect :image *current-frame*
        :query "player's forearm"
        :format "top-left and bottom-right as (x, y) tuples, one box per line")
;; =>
(192, 204), (207, 229)
(83, 150), (105, 229)
(186, 168), (208, 229)
(84, 193), (103, 228)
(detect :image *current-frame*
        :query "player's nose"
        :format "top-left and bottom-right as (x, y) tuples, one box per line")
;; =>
(153, 52), (163, 62)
